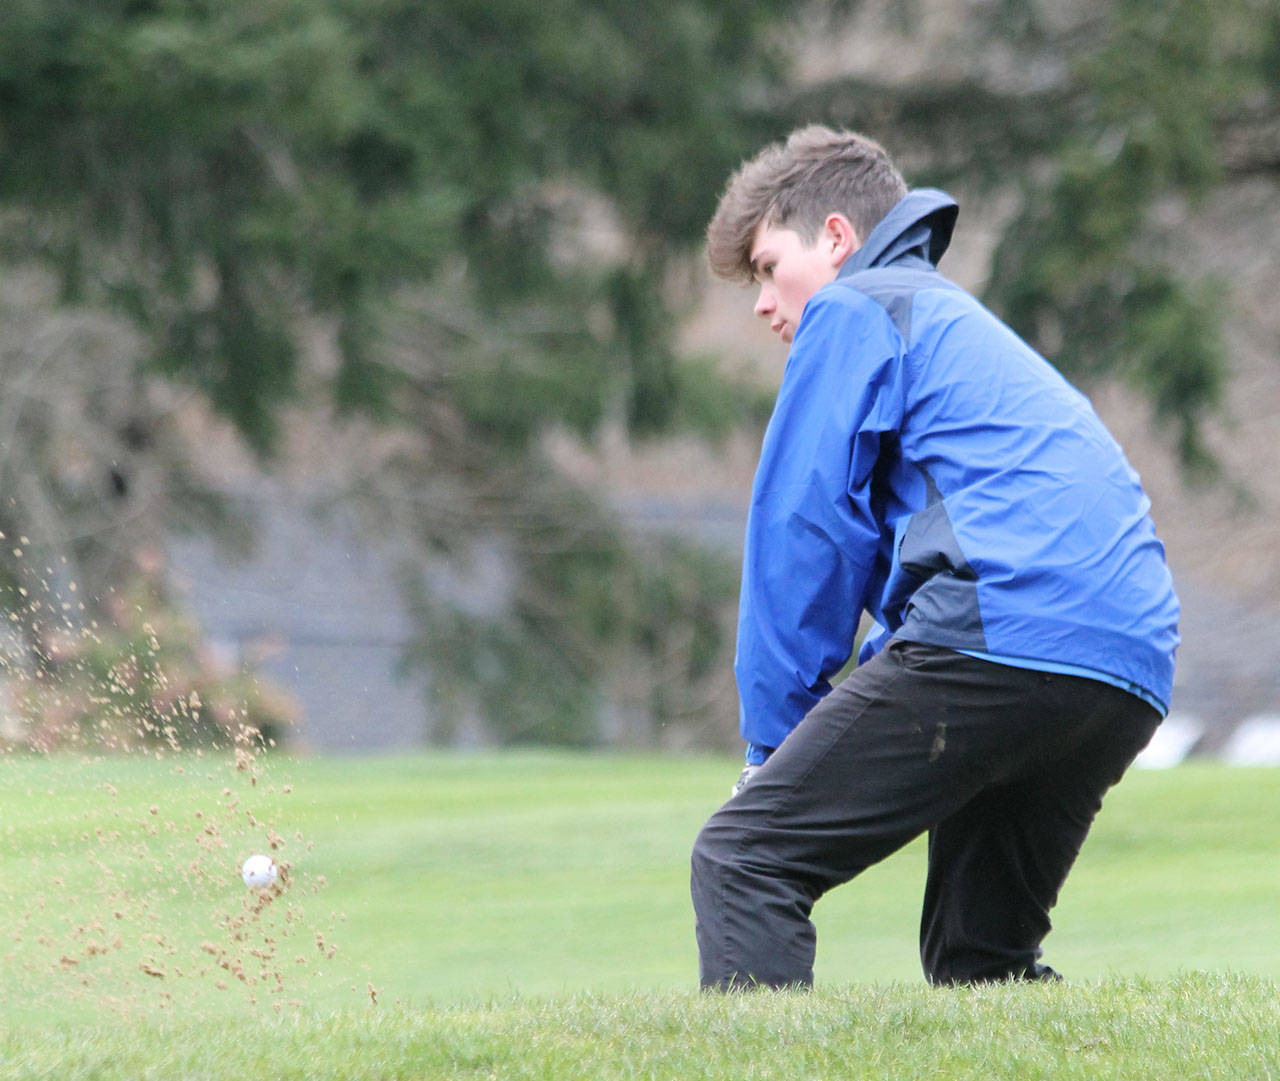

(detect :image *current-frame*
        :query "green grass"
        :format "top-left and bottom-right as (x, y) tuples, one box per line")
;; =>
(2, 976), (1278, 1080)
(2, 751), (1279, 1078)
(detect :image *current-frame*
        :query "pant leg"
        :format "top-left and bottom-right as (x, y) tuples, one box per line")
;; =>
(690, 640), (1077, 991)
(919, 675), (1161, 985)
(692, 645), (928, 989)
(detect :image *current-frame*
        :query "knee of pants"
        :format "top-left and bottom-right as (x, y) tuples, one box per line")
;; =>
(691, 803), (757, 900)
(690, 813), (745, 892)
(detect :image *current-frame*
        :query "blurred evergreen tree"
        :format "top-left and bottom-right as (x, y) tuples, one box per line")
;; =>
(0, 0), (784, 450)
(0, 0), (785, 747)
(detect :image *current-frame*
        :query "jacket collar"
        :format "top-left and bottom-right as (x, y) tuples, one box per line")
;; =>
(838, 189), (959, 276)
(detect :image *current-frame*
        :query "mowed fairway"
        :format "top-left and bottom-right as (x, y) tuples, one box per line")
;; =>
(2, 751), (1279, 1078)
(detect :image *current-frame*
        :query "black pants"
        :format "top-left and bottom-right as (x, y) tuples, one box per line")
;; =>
(691, 639), (1161, 990)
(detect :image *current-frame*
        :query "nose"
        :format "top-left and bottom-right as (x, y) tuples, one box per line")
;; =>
(753, 285), (774, 319)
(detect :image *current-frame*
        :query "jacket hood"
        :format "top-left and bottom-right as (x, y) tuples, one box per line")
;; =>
(839, 189), (959, 276)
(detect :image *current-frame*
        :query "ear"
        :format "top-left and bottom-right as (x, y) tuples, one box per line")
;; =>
(821, 213), (860, 267)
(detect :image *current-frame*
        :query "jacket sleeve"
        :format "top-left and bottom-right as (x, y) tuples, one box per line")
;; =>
(734, 289), (906, 751)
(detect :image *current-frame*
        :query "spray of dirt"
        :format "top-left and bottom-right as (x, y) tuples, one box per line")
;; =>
(0, 536), (361, 1020)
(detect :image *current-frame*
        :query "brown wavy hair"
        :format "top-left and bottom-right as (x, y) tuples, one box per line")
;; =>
(706, 125), (907, 284)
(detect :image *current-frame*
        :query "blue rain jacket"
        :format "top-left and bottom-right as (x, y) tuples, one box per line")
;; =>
(735, 189), (1180, 755)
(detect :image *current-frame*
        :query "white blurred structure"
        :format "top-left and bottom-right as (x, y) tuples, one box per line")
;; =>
(1221, 714), (1280, 766)
(1134, 712), (1205, 769)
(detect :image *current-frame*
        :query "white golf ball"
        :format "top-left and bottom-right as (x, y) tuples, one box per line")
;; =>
(241, 853), (278, 890)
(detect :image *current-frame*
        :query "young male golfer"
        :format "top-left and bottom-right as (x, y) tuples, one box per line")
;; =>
(690, 125), (1180, 989)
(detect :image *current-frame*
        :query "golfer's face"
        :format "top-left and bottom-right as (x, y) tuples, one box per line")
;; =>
(748, 223), (841, 345)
